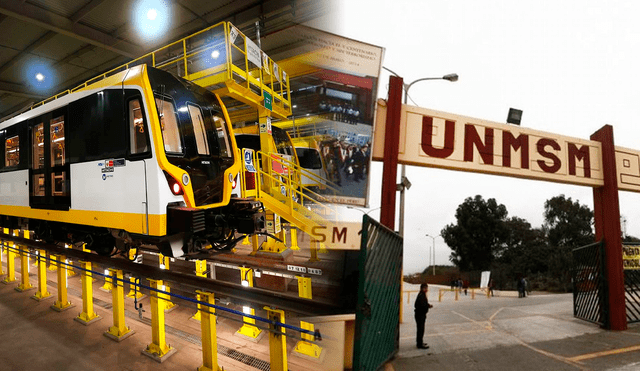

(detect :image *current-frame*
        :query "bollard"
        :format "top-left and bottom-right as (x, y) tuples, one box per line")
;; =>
(16, 231), (34, 292)
(265, 307), (288, 371)
(104, 269), (134, 341)
(142, 279), (176, 362)
(75, 261), (101, 325)
(51, 254), (74, 312)
(191, 260), (207, 321)
(455, 288), (459, 301)
(471, 289), (475, 300)
(439, 289), (443, 302)
(236, 267), (262, 340)
(31, 249), (51, 301)
(197, 290), (219, 371)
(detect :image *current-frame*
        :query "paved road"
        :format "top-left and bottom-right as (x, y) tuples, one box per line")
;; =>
(390, 284), (640, 371)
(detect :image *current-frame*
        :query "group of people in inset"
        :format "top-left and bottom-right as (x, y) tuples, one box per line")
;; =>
(319, 100), (361, 124)
(321, 139), (370, 187)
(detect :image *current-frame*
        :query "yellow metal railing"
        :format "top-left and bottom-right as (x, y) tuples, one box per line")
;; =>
(30, 22), (292, 119)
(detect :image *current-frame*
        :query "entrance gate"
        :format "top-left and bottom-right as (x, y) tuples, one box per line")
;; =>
(353, 215), (403, 371)
(572, 241), (608, 328)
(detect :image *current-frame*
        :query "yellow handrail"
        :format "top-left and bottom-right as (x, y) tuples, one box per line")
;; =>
(28, 22), (292, 119)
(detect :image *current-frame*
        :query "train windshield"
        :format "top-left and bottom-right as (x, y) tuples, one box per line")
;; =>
(147, 67), (234, 207)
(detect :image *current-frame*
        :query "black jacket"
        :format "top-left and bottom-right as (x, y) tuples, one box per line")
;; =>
(414, 291), (430, 315)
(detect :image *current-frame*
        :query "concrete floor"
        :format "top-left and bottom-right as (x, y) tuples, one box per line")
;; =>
(0, 257), (345, 371)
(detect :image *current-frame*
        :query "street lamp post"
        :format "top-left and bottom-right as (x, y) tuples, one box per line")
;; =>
(382, 67), (458, 238)
(425, 234), (439, 275)
(347, 206), (382, 216)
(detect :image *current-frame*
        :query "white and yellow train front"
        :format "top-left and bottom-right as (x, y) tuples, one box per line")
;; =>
(0, 65), (264, 257)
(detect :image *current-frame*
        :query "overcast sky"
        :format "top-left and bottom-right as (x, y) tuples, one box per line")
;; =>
(313, 1), (640, 273)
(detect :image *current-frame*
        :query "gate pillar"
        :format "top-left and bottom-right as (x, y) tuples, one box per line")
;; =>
(591, 125), (626, 331)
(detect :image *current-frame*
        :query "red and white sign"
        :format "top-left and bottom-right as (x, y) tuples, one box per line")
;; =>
(373, 101), (640, 193)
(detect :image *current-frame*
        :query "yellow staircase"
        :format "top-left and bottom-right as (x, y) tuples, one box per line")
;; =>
(241, 149), (339, 238)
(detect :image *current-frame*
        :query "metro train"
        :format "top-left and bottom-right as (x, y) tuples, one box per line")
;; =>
(0, 65), (265, 257)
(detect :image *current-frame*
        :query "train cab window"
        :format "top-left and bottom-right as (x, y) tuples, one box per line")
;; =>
(5, 135), (19, 167)
(155, 97), (183, 154)
(187, 104), (210, 156)
(212, 115), (232, 158)
(128, 99), (149, 155)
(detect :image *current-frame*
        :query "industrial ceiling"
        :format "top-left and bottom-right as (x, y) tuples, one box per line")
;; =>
(0, 0), (330, 120)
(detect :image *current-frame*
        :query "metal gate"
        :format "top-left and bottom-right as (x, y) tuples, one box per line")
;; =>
(352, 215), (403, 371)
(572, 241), (608, 328)
(623, 244), (640, 324)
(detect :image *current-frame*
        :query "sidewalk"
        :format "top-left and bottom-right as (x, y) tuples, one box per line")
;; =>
(392, 283), (640, 371)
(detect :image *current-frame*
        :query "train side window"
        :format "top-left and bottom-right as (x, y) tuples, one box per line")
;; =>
(155, 97), (183, 154)
(5, 135), (19, 167)
(187, 104), (210, 156)
(50, 116), (65, 167)
(128, 98), (150, 155)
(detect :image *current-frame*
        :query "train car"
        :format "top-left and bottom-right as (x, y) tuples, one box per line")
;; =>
(0, 65), (264, 257)
(291, 136), (328, 189)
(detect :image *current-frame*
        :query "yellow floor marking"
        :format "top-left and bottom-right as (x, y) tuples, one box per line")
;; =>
(451, 310), (588, 370)
(451, 310), (493, 330)
(568, 344), (640, 362)
(489, 307), (504, 322)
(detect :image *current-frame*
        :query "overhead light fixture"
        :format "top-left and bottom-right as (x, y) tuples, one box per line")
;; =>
(35, 73), (44, 82)
(211, 50), (220, 59)
(147, 8), (157, 20)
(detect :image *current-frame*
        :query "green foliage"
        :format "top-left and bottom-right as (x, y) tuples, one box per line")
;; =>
(441, 195), (508, 271)
(440, 194), (594, 292)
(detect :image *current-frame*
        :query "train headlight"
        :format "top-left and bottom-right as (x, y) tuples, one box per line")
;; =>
(171, 182), (181, 195)
(182, 173), (190, 186)
(228, 173), (234, 183)
(163, 171), (184, 196)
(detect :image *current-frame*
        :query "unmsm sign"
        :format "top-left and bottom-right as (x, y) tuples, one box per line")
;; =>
(373, 101), (640, 193)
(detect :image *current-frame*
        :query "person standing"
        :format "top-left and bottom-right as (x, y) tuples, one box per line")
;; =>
(414, 283), (433, 349)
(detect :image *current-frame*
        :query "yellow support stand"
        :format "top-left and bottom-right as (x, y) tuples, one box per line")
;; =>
(126, 276), (145, 300)
(236, 267), (262, 341)
(197, 290), (219, 371)
(158, 254), (177, 312)
(100, 269), (113, 292)
(51, 254), (74, 312)
(48, 252), (58, 272)
(2, 228), (16, 284)
(290, 228), (299, 250)
(16, 234), (34, 292)
(143, 279), (177, 362)
(75, 261), (101, 325)
(293, 276), (323, 361)
(309, 239), (320, 262)
(31, 249), (51, 301)
(319, 242), (328, 254)
(0, 240), (4, 276)
(104, 269), (134, 342)
(264, 307), (288, 371)
(191, 260), (207, 321)
(242, 235), (250, 245)
(249, 234), (260, 256)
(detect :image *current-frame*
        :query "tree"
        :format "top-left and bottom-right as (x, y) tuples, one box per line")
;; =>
(441, 195), (509, 271)
(497, 217), (551, 275)
(543, 195), (594, 248)
(543, 195), (594, 291)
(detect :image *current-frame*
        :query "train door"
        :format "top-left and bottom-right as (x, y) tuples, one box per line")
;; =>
(29, 108), (71, 210)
